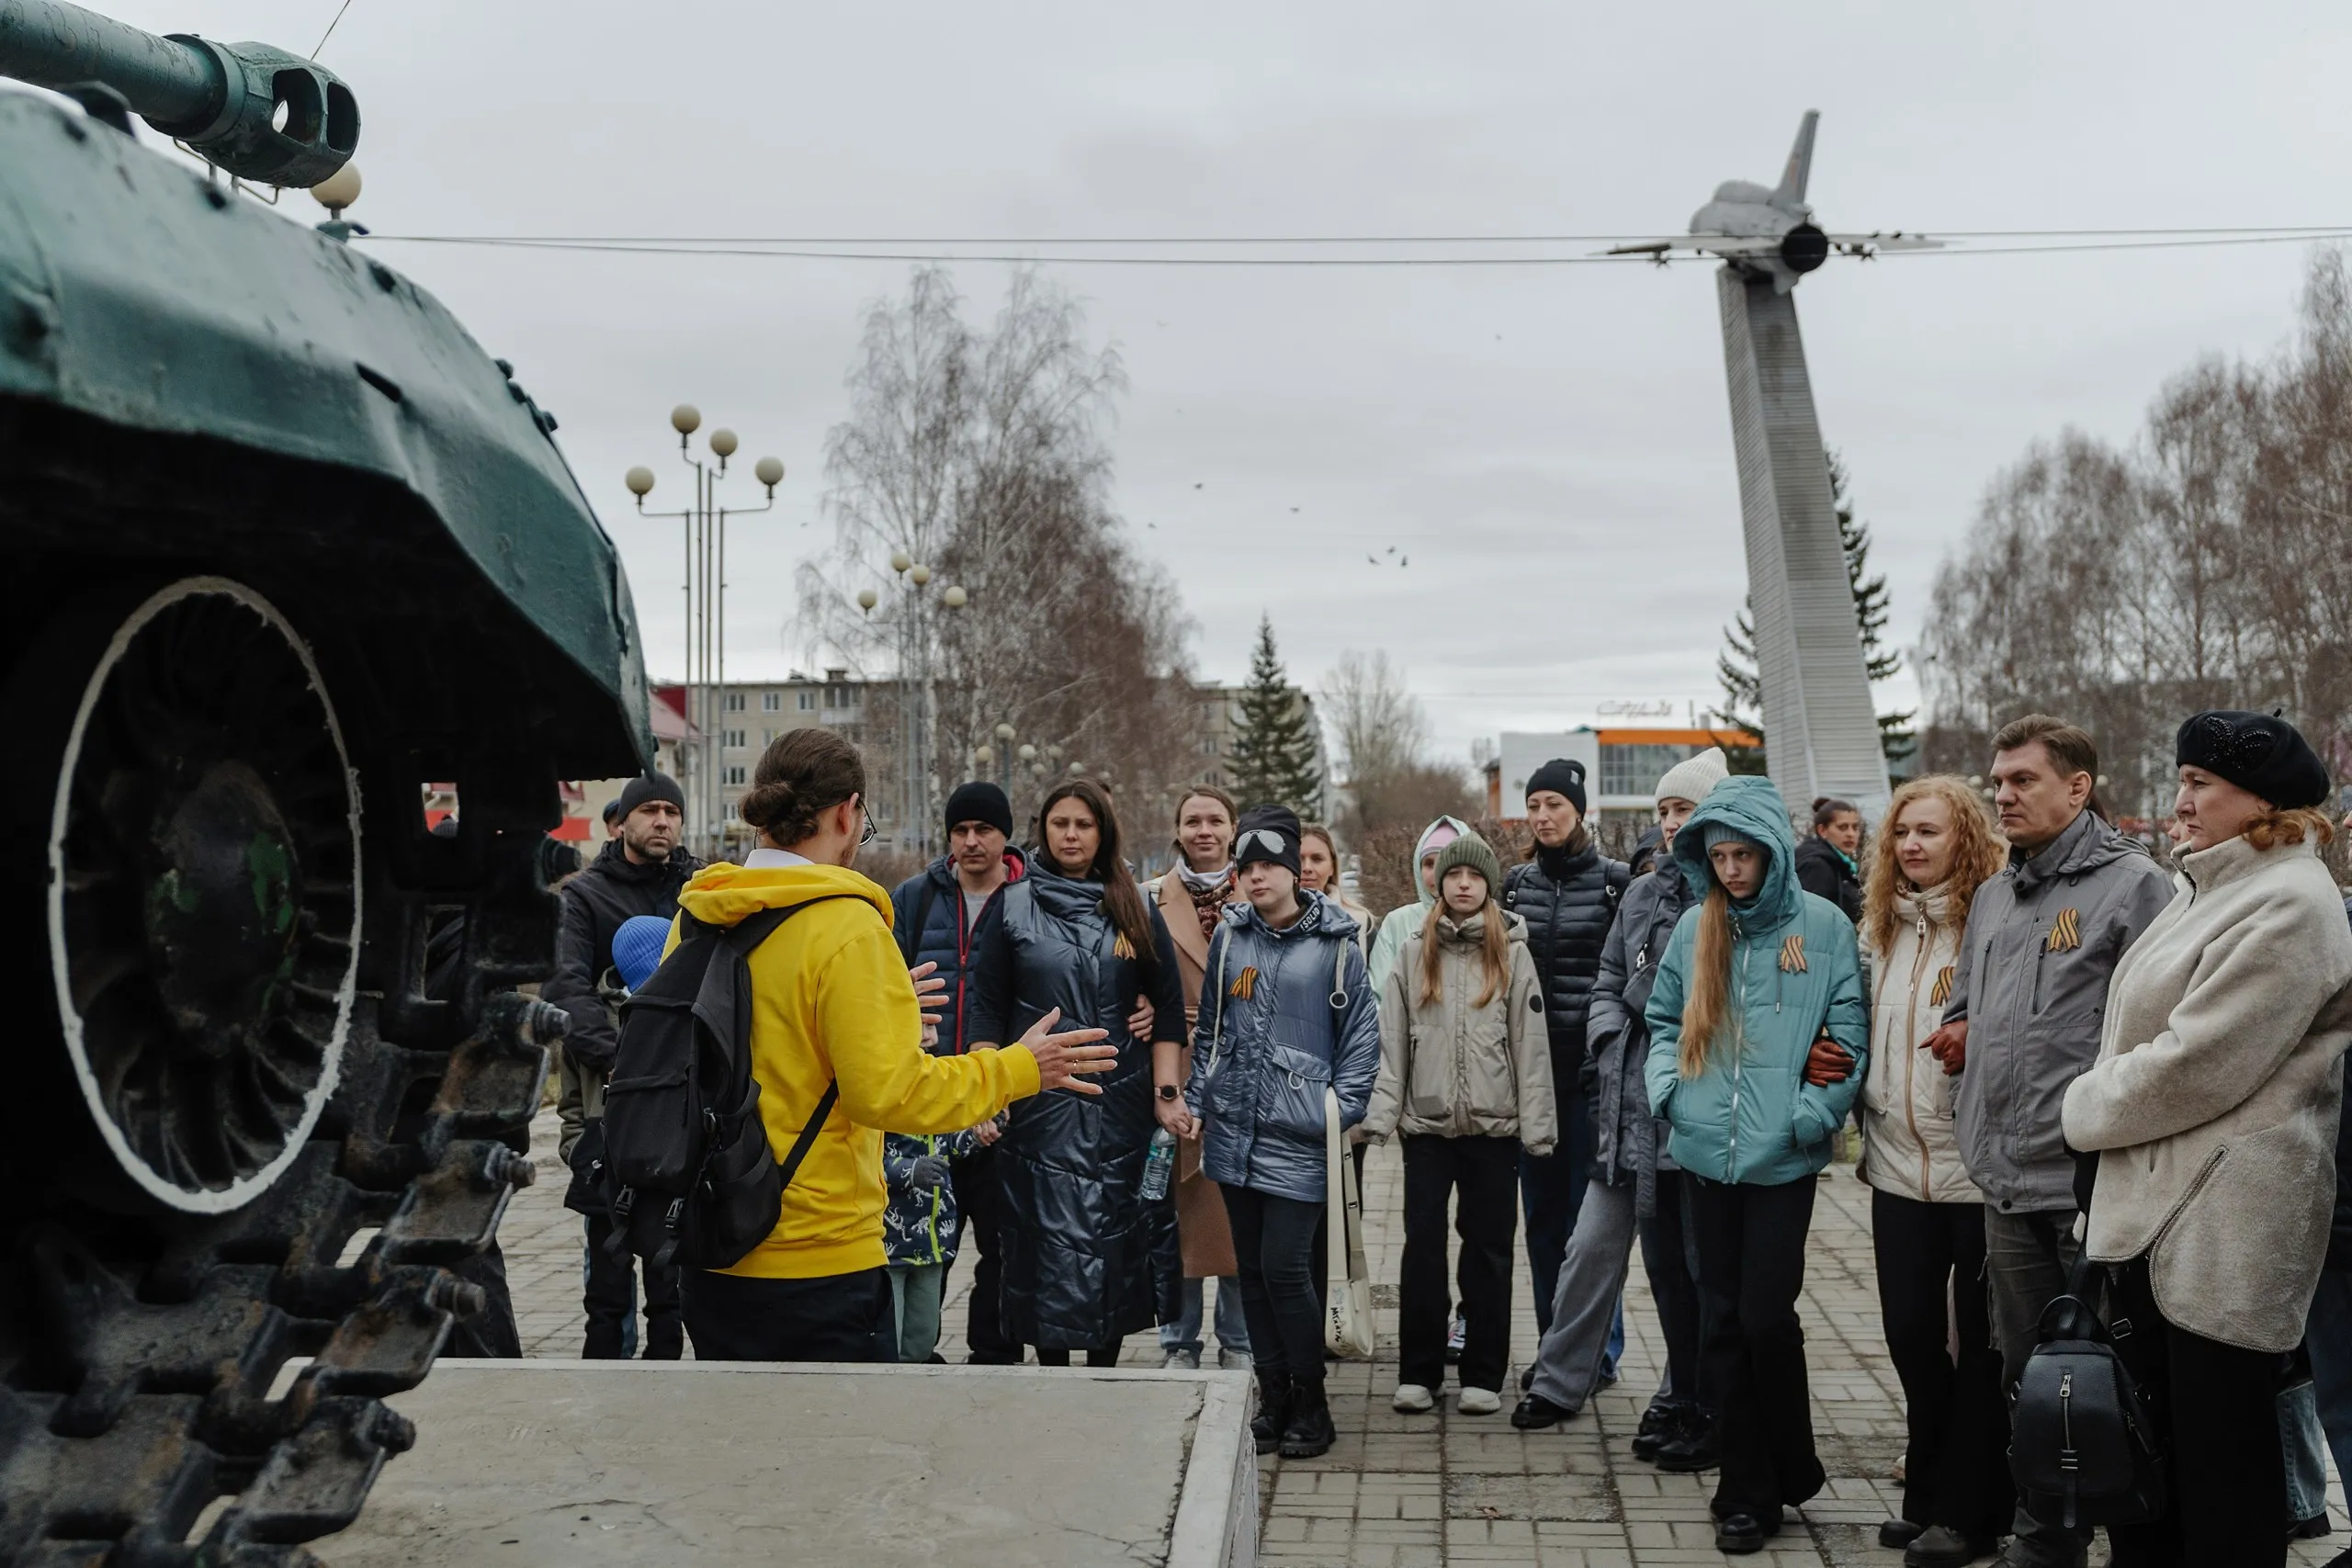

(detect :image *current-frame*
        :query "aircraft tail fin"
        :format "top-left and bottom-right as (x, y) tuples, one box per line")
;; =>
(1771, 110), (1819, 209)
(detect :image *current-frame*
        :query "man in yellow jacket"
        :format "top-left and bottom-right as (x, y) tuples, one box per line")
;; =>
(668, 729), (1114, 1361)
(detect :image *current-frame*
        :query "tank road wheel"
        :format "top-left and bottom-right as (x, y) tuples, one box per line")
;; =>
(50, 576), (361, 1213)
(0, 577), (562, 1566)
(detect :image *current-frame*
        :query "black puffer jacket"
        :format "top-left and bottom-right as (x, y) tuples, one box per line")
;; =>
(967, 863), (1186, 1351)
(1502, 836), (1629, 1100)
(1794, 835), (1863, 925)
(544, 839), (703, 1071)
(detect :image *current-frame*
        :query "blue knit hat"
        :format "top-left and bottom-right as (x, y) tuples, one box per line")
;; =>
(611, 915), (673, 991)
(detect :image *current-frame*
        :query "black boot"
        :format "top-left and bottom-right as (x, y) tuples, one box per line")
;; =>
(1653, 1405), (1720, 1472)
(1280, 1377), (1335, 1459)
(1630, 1401), (1678, 1461)
(1251, 1371), (1291, 1456)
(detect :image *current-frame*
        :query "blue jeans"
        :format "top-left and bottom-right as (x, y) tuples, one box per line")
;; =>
(1159, 1275), (1250, 1357)
(2306, 1269), (2352, 1509)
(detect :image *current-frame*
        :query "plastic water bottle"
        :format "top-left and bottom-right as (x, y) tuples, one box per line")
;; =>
(1139, 1126), (1178, 1200)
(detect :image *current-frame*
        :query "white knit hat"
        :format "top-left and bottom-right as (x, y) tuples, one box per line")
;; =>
(1653, 746), (1730, 808)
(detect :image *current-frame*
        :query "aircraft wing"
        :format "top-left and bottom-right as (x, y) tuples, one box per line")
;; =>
(1602, 234), (1785, 258)
(1822, 231), (1944, 252)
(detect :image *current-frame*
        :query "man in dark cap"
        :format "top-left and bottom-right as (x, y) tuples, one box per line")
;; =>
(545, 772), (700, 1359)
(890, 780), (1028, 1363)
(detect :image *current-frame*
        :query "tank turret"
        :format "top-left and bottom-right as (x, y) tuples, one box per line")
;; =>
(0, 0), (356, 183)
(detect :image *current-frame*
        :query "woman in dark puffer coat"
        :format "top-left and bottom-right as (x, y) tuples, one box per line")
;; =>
(967, 779), (1186, 1366)
(1501, 758), (1629, 1336)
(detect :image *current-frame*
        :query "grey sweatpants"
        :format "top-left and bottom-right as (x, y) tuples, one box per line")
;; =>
(1528, 1178), (1638, 1413)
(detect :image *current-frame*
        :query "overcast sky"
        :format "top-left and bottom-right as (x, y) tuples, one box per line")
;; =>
(84, 1), (2352, 761)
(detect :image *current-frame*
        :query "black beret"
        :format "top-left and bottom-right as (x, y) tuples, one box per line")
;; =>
(2175, 711), (2332, 810)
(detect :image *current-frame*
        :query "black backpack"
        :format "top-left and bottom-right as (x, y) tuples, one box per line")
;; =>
(2009, 1256), (2167, 1529)
(595, 898), (847, 1271)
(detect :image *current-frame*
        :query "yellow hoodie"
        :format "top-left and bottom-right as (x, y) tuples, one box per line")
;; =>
(670, 861), (1040, 1280)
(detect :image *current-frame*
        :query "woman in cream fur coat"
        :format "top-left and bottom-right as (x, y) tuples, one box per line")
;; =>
(2063, 710), (2352, 1568)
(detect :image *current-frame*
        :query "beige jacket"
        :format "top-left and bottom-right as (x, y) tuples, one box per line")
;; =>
(1364, 909), (1556, 1152)
(2062, 832), (2352, 1352)
(1860, 885), (1983, 1206)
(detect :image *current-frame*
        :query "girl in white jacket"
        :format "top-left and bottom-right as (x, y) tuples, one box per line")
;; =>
(1857, 775), (2009, 1568)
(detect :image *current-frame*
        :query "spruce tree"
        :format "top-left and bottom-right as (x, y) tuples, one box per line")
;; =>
(1713, 450), (1913, 765)
(1228, 615), (1323, 814)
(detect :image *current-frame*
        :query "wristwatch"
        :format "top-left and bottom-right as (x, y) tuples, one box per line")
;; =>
(1156, 1084), (1179, 1100)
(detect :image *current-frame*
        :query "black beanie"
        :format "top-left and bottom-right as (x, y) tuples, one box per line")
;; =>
(2175, 711), (2332, 810)
(615, 773), (684, 820)
(1526, 757), (1588, 816)
(944, 780), (1014, 838)
(1234, 805), (1303, 877)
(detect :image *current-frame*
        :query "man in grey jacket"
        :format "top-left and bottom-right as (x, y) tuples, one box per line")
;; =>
(1922, 716), (2172, 1568)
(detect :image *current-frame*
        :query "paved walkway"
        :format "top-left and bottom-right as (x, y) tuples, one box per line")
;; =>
(500, 1111), (2347, 1565)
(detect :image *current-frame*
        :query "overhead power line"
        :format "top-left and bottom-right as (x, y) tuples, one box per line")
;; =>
(371, 224), (2352, 247)
(366, 228), (2352, 266)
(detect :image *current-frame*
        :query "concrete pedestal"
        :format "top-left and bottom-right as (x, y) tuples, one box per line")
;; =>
(318, 1360), (1258, 1568)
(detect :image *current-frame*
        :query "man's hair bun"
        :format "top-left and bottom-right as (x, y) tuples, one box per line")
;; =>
(743, 729), (865, 848)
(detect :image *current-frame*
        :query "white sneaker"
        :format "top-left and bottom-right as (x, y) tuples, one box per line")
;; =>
(1391, 1382), (1435, 1413)
(1217, 1347), (1253, 1371)
(1457, 1387), (1502, 1416)
(1161, 1347), (1201, 1371)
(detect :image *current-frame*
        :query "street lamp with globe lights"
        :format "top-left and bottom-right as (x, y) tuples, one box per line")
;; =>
(625, 411), (784, 859)
(866, 559), (966, 859)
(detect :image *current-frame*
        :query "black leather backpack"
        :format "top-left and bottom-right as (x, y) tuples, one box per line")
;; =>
(2009, 1256), (2166, 1529)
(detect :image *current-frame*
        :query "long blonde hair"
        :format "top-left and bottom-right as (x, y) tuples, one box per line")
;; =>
(1678, 883), (1735, 1077)
(1417, 886), (1510, 1010)
(1862, 775), (2008, 958)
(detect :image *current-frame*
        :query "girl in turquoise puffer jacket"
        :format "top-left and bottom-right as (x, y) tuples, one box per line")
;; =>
(1641, 775), (1866, 1553)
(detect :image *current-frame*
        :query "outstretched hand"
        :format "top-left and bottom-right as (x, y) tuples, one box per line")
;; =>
(1921, 1019), (1967, 1076)
(1803, 1032), (1853, 1088)
(1018, 1007), (1117, 1096)
(910, 961), (949, 1050)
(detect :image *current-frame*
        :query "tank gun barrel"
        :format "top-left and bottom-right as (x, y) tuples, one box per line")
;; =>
(0, 0), (356, 186)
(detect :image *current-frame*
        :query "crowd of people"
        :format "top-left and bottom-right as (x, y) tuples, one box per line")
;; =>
(540, 705), (2352, 1567)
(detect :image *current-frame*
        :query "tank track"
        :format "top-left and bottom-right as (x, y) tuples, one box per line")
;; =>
(0, 784), (565, 1566)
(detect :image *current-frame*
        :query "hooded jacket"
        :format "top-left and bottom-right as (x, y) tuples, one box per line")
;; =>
(1186, 892), (1382, 1205)
(882, 1127), (982, 1267)
(1942, 807), (2174, 1214)
(1643, 777), (1869, 1188)
(547, 839), (705, 1072)
(1368, 816), (1473, 995)
(668, 862), (1040, 1280)
(967, 861), (1187, 1349)
(1363, 908), (1555, 1150)
(1860, 885), (1983, 1206)
(1504, 831), (1631, 1101)
(2062, 832), (2352, 1352)
(890, 847), (1028, 1053)
(1588, 858), (1699, 1219)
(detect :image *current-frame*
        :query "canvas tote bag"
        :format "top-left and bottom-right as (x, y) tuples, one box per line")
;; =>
(1323, 1087), (1376, 1358)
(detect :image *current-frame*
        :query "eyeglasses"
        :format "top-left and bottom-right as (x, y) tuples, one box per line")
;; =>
(855, 795), (878, 846)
